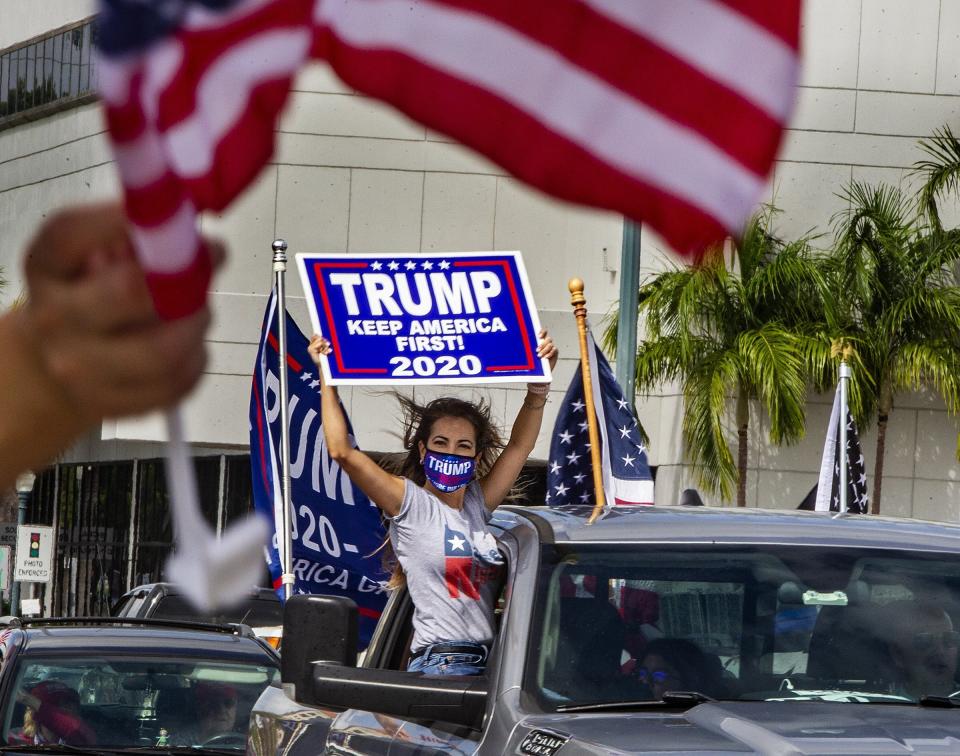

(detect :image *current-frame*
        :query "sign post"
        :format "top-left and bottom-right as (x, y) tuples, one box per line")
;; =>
(297, 251), (550, 386)
(14, 525), (53, 584)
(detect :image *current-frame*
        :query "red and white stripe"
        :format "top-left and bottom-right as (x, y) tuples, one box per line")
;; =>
(99, 0), (801, 319)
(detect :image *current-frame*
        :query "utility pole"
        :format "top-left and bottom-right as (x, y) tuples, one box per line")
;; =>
(615, 220), (641, 400)
(10, 471), (35, 615)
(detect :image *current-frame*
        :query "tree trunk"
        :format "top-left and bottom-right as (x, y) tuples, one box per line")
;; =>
(736, 388), (749, 508)
(871, 413), (888, 515)
(871, 383), (892, 516)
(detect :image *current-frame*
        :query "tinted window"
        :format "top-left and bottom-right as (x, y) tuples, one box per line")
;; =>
(1, 655), (278, 750)
(152, 595), (281, 626)
(529, 545), (960, 709)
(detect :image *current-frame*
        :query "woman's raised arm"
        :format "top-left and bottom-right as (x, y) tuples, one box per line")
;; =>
(309, 335), (406, 517)
(480, 329), (558, 510)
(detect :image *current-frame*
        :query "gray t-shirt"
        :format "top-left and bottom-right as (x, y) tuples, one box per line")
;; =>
(388, 479), (504, 653)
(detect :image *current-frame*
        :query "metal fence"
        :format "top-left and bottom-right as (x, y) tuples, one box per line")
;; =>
(0, 18), (98, 128)
(25, 456), (254, 617)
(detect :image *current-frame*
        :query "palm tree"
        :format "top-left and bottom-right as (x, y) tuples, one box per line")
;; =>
(828, 180), (960, 514)
(605, 209), (830, 506)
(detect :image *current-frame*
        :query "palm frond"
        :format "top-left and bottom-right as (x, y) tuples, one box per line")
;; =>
(914, 125), (960, 230)
(736, 324), (806, 444)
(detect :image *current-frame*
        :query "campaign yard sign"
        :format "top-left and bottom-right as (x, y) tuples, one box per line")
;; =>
(297, 252), (550, 385)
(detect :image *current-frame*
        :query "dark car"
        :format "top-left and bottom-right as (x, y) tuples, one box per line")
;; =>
(0, 617), (279, 754)
(114, 582), (282, 628)
(250, 504), (960, 754)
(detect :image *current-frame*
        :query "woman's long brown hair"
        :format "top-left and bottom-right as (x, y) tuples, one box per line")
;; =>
(378, 393), (505, 589)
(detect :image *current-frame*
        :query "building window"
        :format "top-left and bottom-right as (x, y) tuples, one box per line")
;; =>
(0, 18), (98, 129)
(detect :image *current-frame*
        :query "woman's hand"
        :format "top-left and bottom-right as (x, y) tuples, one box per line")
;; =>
(308, 334), (331, 367)
(536, 328), (559, 370)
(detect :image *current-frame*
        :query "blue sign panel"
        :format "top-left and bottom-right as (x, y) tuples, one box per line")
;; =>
(297, 252), (550, 385)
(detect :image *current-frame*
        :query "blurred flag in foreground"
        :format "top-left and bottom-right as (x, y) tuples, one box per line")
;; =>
(249, 292), (387, 648)
(814, 386), (868, 514)
(96, 0), (802, 318)
(548, 333), (654, 508)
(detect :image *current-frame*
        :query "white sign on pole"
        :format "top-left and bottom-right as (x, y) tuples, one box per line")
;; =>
(0, 545), (10, 592)
(14, 525), (53, 583)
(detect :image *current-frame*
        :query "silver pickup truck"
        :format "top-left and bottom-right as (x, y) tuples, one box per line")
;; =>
(248, 504), (960, 754)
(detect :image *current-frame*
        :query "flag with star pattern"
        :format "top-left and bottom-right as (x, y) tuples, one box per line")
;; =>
(814, 384), (868, 514)
(547, 332), (654, 507)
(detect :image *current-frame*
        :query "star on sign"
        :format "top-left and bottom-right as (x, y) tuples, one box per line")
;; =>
(618, 424), (632, 439)
(448, 534), (466, 551)
(554, 483), (569, 497)
(388, 260), (400, 271)
(571, 400), (585, 412)
(422, 260), (434, 270)
(404, 260), (417, 270)
(622, 454), (636, 467)
(438, 260), (451, 270)
(549, 461), (561, 474)
(566, 451), (581, 465)
(616, 397), (629, 411)
(370, 261), (383, 271)
(558, 430), (573, 445)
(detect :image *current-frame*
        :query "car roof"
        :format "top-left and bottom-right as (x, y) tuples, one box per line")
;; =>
(121, 582), (279, 601)
(500, 504), (960, 552)
(12, 623), (278, 660)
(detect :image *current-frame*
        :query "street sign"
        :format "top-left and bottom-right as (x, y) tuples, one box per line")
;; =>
(298, 251), (550, 385)
(0, 546), (10, 592)
(0, 523), (17, 545)
(14, 525), (53, 583)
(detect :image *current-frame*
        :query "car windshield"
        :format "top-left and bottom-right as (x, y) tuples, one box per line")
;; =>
(529, 544), (960, 709)
(0, 655), (278, 751)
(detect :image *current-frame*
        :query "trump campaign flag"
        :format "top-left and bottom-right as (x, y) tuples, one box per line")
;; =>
(548, 333), (654, 508)
(96, 0), (802, 319)
(249, 293), (387, 647)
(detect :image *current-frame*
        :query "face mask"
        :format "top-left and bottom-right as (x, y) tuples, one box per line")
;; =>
(422, 450), (476, 493)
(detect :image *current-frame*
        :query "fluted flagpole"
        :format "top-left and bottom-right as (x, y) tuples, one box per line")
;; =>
(273, 239), (295, 600)
(568, 279), (606, 524)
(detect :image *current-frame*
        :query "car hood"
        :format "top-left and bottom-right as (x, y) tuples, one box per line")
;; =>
(507, 701), (960, 755)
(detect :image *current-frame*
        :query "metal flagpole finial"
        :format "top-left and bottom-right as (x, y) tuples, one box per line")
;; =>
(272, 239), (288, 270)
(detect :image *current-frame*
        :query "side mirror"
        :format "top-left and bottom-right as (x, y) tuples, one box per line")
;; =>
(281, 595), (357, 701)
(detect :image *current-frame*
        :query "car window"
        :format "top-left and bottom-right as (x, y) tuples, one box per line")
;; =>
(528, 545), (960, 709)
(113, 592), (148, 618)
(1, 655), (279, 750)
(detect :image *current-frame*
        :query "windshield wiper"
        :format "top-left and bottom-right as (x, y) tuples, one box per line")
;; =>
(918, 695), (960, 708)
(557, 691), (716, 713)
(1, 745), (100, 755)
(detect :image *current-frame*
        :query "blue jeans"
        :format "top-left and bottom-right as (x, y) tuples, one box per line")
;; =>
(407, 641), (488, 676)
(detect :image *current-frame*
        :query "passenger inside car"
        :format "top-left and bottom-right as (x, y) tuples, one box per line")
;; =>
(170, 682), (240, 746)
(636, 638), (728, 701)
(9, 681), (96, 746)
(886, 600), (960, 699)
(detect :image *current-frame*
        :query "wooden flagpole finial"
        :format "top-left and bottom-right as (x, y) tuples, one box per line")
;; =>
(568, 278), (606, 524)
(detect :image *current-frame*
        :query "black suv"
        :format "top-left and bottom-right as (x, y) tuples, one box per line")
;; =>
(113, 583), (282, 628)
(0, 617), (279, 754)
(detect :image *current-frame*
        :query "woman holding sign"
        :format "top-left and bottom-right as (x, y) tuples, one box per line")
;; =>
(308, 331), (557, 676)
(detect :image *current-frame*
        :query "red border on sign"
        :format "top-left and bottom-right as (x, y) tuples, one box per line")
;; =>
(313, 262), (389, 374)
(453, 259), (535, 372)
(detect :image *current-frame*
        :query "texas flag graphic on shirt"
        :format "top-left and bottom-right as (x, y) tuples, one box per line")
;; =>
(444, 525), (480, 600)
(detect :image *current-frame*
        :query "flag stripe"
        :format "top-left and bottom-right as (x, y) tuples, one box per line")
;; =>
(314, 0), (765, 231)
(582, 0), (798, 121)
(427, 0), (783, 176)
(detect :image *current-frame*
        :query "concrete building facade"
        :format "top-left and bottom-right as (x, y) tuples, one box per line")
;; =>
(2, 0), (960, 519)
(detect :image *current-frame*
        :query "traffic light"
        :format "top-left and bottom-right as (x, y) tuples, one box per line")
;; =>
(29, 533), (40, 559)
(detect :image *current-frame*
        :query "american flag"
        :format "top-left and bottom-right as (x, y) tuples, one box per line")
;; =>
(814, 386), (868, 514)
(96, 0), (801, 319)
(547, 332), (654, 508)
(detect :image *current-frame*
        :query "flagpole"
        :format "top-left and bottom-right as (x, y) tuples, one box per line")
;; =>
(273, 239), (295, 600)
(838, 359), (851, 514)
(568, 279), (606, 524)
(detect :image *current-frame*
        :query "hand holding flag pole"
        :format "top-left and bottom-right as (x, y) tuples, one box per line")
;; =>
(568, 279), (606, 524)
